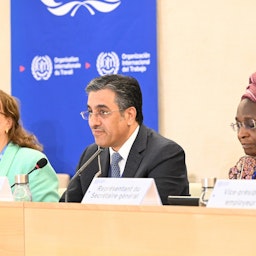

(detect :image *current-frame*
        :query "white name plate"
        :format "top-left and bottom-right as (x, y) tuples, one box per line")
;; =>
(207, 179), (256, 209)
(82, 178), (162, 205)
(0, 176), (14, 201)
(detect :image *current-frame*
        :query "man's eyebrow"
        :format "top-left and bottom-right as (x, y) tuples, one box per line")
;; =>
(87, 104), (109, 109)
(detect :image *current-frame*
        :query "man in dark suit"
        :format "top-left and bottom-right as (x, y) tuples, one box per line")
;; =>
(61, 74), (189, 204)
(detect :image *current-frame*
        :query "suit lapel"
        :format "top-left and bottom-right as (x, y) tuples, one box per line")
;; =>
(122, 125), (147, 178)
(97, 125), (148, 178)
(99, 148), (110, 177)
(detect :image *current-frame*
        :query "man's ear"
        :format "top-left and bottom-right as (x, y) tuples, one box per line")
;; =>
(125, 107), (137, 125)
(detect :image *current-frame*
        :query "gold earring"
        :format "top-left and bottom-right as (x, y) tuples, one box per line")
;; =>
(5, 129), (8, 134)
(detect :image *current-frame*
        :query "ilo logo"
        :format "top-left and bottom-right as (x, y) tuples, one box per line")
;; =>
(31, 55), (53, 81)
(41, 0), (121, 17)
(96, 52), (120, 76)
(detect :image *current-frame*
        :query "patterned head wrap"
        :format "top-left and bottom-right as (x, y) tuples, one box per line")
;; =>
(241, 72), (256, 102)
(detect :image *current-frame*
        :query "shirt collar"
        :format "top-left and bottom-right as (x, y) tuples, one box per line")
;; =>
(109, 125), (140, 162)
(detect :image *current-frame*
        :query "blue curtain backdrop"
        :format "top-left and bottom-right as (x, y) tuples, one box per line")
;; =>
(11, 0), (158, 176)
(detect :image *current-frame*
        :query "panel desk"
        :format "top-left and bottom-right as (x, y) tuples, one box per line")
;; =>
(1, 202), (256, 256)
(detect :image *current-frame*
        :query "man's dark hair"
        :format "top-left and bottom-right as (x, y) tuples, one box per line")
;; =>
(86, 74), (143, 124)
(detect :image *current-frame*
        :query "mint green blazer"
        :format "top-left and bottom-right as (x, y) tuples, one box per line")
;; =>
(0, 142), (59, 202)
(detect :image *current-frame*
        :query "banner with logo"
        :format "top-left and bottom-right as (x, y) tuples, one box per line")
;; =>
(11, 0), (158, 176)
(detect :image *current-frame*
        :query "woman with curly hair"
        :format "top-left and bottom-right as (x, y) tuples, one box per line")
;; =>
(0, 89), (59, 201)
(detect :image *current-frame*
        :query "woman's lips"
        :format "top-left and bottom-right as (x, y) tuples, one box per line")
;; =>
(242, 143), (253, 149)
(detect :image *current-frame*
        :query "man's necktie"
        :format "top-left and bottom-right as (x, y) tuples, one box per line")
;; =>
(111, 152), (122, 177)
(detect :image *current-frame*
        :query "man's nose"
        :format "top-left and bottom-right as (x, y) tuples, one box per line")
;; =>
(89, 113), (101, 125)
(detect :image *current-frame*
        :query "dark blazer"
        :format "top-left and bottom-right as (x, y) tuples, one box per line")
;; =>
(60, 124), (189, 205)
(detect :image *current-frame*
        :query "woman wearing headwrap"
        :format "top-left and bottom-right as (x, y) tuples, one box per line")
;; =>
(229, 72), (256, 179)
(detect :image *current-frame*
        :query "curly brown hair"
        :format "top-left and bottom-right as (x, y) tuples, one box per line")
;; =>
(0, 90), (43, 151)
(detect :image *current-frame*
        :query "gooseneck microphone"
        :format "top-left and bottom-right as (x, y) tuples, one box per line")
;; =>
(27, 158), (48, 175)
(11, 157), (48, 188)
(65, 146), (104, 203)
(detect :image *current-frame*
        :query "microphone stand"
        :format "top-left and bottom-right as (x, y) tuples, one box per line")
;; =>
(65, 147), (104, 202)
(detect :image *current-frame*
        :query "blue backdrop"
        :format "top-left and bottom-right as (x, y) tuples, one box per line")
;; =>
(11, 0), (158, 176)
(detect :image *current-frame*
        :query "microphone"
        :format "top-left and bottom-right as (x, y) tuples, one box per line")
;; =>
(65, 146), (104, 202)
(11, 158), (48, 188)
(27, 158), (48, 175)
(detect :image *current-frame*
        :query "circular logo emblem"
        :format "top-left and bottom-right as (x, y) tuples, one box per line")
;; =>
(96, 52), (120, 76)
(31, 55), (53, 81)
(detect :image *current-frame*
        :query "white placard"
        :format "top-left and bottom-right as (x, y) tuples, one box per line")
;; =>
(82, 178), (162, 205)
(207, 179), (256, 209)
(0, 176), (14, 201)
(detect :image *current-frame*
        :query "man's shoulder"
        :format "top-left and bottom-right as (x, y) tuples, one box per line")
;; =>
(140, 125), (184, 150)
(80, 143), (104, 158)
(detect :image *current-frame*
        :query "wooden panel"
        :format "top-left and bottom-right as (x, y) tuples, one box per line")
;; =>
(24, 203), (256, 256)
(0, 202), (24, 256)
